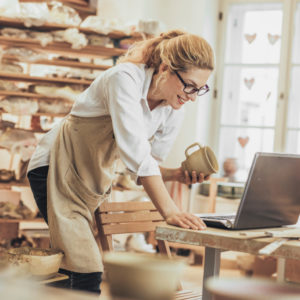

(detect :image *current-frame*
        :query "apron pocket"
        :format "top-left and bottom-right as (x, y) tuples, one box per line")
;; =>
(64, 164), (109, 210)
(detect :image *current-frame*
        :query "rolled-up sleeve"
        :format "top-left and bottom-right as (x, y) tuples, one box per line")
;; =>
(105, 69), (161, 180)
(151, 108), (185, 163)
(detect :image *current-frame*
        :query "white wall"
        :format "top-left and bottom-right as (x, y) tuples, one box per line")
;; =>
(97, 0), (219, 167)
(97, 0), (144, 23)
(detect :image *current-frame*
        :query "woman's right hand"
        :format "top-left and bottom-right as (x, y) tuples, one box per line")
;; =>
(166, 212), (206, 230)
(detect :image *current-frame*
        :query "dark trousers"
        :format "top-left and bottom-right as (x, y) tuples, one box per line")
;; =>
(27, 166), (102, 294)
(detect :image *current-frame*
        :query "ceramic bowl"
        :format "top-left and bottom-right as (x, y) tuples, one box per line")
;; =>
(206, 277), (300, 300)
(104, 252), (185, 300)
(7, 247), (63, 278)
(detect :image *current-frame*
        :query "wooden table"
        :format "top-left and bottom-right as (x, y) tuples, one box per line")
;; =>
(155, 225), (300, 300)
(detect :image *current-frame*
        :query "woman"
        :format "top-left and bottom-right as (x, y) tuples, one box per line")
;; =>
(27, 29), (214, 294)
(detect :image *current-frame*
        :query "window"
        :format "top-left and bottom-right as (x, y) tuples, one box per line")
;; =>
(286, 2), (300, 152)
(214, 0), (299, 181)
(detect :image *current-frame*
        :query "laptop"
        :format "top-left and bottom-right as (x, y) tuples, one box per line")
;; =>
(198, 152), (300, 230)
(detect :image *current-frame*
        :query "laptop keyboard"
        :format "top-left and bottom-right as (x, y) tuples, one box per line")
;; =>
(202, 215), (236, 220)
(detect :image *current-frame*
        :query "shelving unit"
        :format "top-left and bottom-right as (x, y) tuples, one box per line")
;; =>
(0, 15), (136, 128)
(0, 16), (136, 110)
(0, 14), (143, 229)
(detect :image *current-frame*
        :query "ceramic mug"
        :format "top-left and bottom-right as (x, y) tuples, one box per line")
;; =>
(181, 143), (219, 176)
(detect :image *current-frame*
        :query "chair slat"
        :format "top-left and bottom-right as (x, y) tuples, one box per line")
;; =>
(174, 290), (202, 299)
(102, 221), (166, 235)
(100, 211), (164, 224)
(98, 201), (156, 212)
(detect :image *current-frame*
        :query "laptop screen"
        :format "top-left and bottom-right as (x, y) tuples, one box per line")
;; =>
(234, 152), (300, 229)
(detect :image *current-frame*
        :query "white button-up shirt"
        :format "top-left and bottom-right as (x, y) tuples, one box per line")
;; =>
(28, 63), (185, 179)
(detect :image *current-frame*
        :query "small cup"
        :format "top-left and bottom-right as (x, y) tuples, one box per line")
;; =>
(181, 143), (219, 176)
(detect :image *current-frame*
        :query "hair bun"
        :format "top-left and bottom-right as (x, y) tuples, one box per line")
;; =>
(160, 29), (186, 40)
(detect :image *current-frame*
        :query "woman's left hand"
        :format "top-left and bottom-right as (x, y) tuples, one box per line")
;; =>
(166, 212), (206, 230)
(173, 167), (210, 185)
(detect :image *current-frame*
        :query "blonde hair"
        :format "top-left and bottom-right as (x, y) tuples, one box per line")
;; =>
(118, 29), (214, 72)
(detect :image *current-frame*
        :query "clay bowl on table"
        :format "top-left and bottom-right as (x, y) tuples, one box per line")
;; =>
(206, 277), (300, 300)
(7, 247), (63, 279)
(104, 252), (185, 300)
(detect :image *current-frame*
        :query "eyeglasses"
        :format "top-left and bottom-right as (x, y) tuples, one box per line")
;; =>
(174, 70), (209, 96)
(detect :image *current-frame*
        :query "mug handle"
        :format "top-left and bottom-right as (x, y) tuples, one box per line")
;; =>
(185, 143), (202, 158)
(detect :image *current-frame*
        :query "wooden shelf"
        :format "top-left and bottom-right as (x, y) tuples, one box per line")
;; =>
(0, 180), (30, 189)
(0, 125), (47, 133)
(19, 0), (96, 16)
(20, 0), (89, 5)
(3, 55), (111, 70)
(0, 180), (144, 191)
(33, 112), (66, 118)
(112, 185), (145, 192)
(0, 109), (67, 120)
(0, 218), (45, 223)
(14, 127), (49, 133)
(0, 71), (92, 85)
(0, 90), (74, 101)
(0, 36), (126, 59)
(0, 16), (142, 39)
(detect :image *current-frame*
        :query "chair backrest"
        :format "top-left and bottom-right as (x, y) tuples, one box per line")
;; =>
(95, 201), (166, 252)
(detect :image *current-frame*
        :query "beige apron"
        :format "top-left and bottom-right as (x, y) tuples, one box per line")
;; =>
(47, 115), (118, 273)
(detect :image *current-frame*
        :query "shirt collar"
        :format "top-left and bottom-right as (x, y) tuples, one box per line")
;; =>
(142, 66), (155, 101)
(141, 66), (168, 111)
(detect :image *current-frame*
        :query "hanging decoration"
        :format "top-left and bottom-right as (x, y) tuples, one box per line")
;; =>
(267, 33), (280, 45)
(244, 33), (256, 44)
(244, 77), (255, 90)
(238, 136), (249, 148)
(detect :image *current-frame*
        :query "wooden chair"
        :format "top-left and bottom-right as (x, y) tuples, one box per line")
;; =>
(94, 200), (202, 300)
(95, 200), (169, 254)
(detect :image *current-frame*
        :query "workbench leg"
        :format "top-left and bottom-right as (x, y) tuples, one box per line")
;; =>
(202, 247), (221, 300)
(277, 258), (286, 283)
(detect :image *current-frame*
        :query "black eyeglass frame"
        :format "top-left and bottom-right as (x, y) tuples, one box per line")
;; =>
(174, 70), (210, 96)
